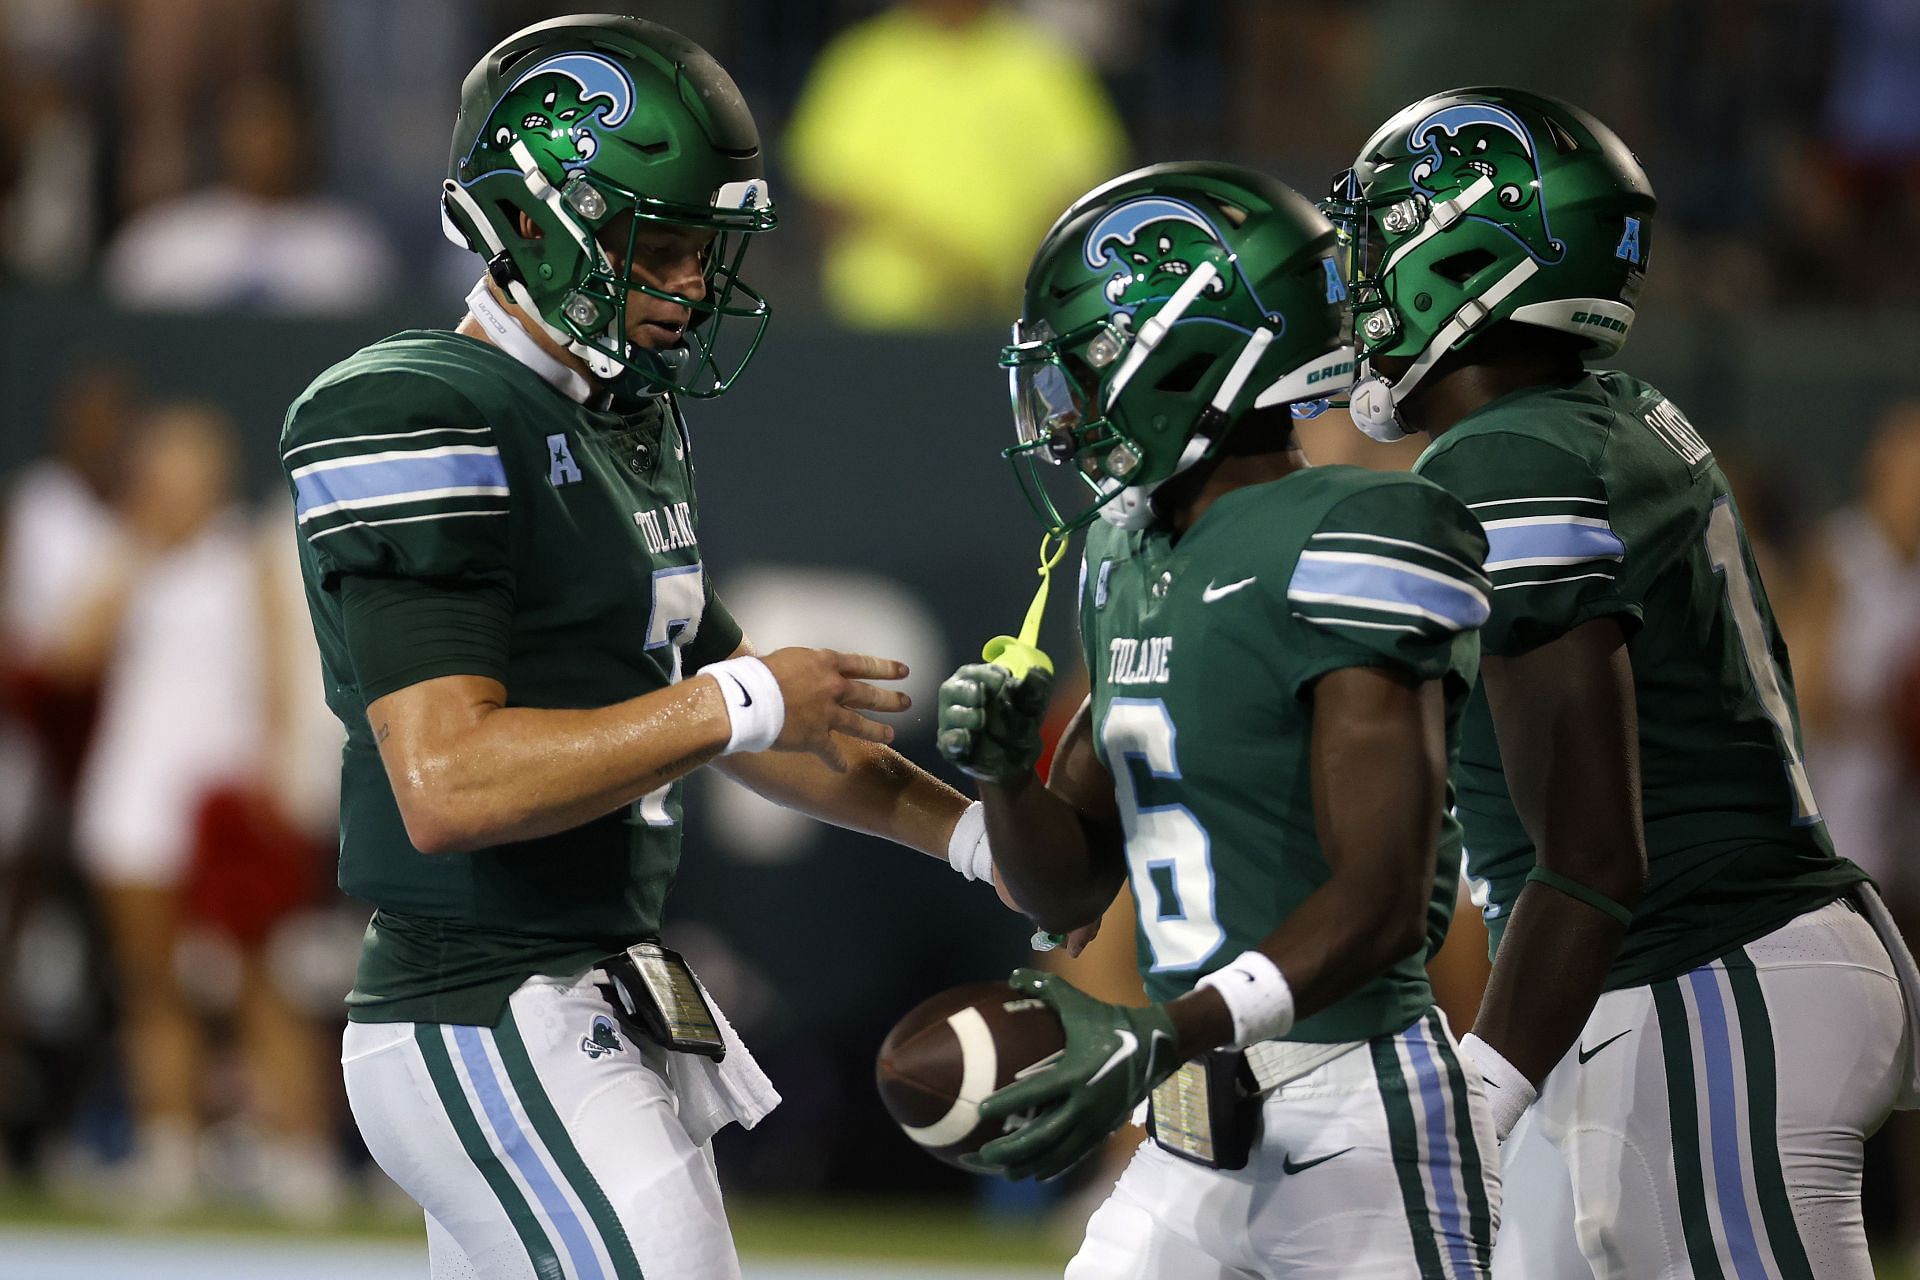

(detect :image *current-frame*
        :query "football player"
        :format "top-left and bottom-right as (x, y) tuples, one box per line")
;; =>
(937, 163), (1501, 1277)
(1326, 87), (1920, 1278)
(282, 17), (1010, 1280)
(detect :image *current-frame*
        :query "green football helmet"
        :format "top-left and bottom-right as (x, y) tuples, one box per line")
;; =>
(440, 15), (777, 397)
(1323, 87), (1655, 441)
(1002, 162), (1355, 534)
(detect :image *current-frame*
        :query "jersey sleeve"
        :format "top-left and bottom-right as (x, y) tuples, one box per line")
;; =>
(1284, 479), (1491, 694)
(1415, 432), (1639, 656)
(280, 370), (513, 593)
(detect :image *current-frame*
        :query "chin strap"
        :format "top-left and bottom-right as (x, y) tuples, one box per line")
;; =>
(1096, 317), (1279, 531)
(465, 279), (595, 403)
(1349, 256), (1542, 442)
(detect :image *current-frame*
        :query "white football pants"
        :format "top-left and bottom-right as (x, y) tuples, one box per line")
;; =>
(1491, 894), (1910, 1280)
(1069, 1008), (1500, 1279)
(343, 971), (738, 1280)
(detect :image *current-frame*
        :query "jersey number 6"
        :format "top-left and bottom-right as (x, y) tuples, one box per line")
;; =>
(1102, 698), (1226, 971)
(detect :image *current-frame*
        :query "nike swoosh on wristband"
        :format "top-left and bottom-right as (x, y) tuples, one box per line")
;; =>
(1282, 1147), (1353, 1175)
(721, 672), (753, 707)
(1202, 577), (1257, 603)
(1577, 1030), (1631, 1064)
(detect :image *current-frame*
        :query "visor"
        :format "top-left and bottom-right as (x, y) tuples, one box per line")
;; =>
(999, 318), (1137, 534)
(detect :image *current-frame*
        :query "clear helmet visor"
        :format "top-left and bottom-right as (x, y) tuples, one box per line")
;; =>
(1000, 319), (1135, 534)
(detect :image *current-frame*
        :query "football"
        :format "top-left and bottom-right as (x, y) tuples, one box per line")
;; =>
(875, 981), (1066, 1169)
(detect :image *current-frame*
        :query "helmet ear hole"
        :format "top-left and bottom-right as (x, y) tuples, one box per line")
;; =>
(1432, 247), (1496, 284)
(1154, 351), (1216, 395)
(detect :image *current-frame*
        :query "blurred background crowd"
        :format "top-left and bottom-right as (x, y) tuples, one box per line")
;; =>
(2, 0), (1920, 1268)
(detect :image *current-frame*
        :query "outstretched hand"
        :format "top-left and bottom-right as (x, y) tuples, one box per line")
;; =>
(759, 647), (910, 771)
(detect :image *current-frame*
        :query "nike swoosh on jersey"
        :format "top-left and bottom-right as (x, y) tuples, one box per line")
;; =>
(1282, 1147), (1354, 1175)
(1202, 577), (1257, 602)
(1577, 1030), (1631, 1064)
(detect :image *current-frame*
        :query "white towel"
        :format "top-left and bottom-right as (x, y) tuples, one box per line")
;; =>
(670, 975), (782, 1146)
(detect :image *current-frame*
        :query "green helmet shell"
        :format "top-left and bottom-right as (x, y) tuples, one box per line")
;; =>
(441, 15), (777, 397)
(1325, 88), (1654, 437)
(1003, 162), (1355, 534)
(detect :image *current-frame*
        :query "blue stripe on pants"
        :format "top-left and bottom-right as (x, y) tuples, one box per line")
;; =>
(453, 1025), (606, 1280)
(1685, 967), (1770, 1280)
(1407, 1025), (1474, 1279)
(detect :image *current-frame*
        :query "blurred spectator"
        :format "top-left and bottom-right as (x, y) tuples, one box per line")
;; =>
(1797, 401), (1920, 895)
(785, 0), (1125, 330)
(0, 367), (132, 1180)
(1795, 400), (1920, 1266)
(102, 80), (396, 315)
(52, 404), (341, 1219)
(115, 0), (298, 218)
(0, 0), (103, 285)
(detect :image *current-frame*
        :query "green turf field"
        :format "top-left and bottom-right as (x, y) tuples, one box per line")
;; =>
(0, 1191), (1912, 1277)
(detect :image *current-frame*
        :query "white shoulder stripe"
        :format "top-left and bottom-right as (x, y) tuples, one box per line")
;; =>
(306, 508), (508, 542)
(1466, 496), (1607, 511)
(297, 485), (511, 523)
(282, 425), (491, 461)
(1308, 531), (1485, 580)
(1291, 612), (1426, 634)
(1492, 570), (1618, 591)
(1286, 590), (1470, 631)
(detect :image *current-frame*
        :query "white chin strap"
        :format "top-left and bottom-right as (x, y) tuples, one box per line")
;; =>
(1350, 255), (1542, 443)
(1348, 172), (1512, 444)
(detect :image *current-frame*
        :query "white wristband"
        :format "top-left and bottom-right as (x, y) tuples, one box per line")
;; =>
(702, 656), (785, 754)
(1196, 950), (1296, 1048)
(1458, 1033), (1536, 1142)
(945, 801), (994, 882)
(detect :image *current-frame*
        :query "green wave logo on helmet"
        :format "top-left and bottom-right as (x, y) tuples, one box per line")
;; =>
(462, 52), (636, 183)
(1407, 104), (1563, 263)
(1084, 198), (1239, 316)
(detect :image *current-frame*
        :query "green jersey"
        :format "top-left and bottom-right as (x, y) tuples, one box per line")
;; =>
(1079, 466), (1488, 1042)
(281, 330), (741, 1025)
(1414, 371), (1865, 988)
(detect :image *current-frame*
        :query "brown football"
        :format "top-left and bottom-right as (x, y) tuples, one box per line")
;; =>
(875, 980), (1066, 1169)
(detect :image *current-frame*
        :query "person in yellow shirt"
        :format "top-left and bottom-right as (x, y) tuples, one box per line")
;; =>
(786, 0), (1126, 330)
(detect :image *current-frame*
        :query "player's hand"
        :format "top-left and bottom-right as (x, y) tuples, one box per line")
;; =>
(936, 663), (1052, 784)
(759, 647), (910, 772)
(961, 969), (1180, 1182)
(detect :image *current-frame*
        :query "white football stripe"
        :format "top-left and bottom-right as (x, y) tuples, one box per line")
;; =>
(901, 1006), (998, 1149)
(282, 425), (492, 461)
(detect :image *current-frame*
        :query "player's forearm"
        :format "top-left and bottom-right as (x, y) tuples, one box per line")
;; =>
(1470, 883), (1630, 1084)
(978, 771), (1123, 933)
(716, 739), (969, 858)
(381, 679), (730, 853)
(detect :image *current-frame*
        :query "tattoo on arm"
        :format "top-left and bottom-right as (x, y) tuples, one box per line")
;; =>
(377, 722), (391, 744)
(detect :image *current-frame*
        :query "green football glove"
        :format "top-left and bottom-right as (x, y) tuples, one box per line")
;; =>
(962, 969), (1182, 1182)
(937, 663), (1053, 784)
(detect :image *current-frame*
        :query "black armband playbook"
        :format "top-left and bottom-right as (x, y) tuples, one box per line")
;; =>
(1524, 865), (1635, 926)
(340, 574), (514, 702)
